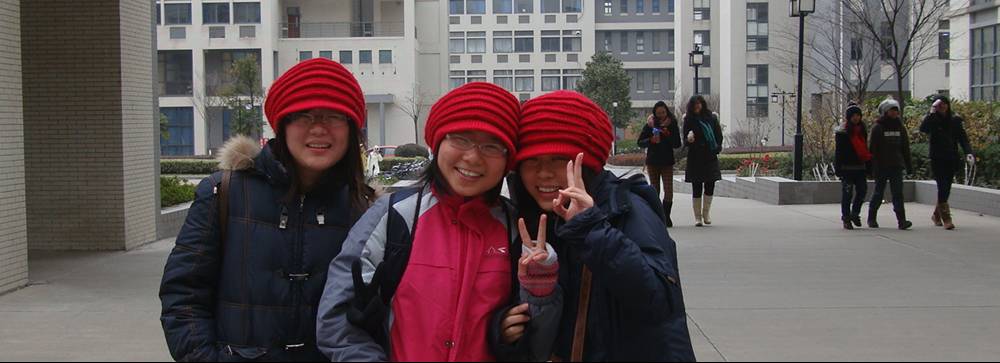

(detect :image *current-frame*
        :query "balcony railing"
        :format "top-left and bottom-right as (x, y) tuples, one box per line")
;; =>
(280, 22), (404, 38)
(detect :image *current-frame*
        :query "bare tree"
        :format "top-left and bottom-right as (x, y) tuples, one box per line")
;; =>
(840, 0), (958, 110)
(396, 82), (427, 145)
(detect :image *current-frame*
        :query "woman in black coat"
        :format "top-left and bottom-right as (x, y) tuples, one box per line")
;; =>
(920, 95), (974, 230)
(638, 101), (682, 227)
(834, 103), (872, 230)
(682, 96), (723, 227)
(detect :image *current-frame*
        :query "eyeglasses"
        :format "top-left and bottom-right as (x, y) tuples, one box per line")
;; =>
(288, 112), (349, 128)
(444, 134), (508, 158)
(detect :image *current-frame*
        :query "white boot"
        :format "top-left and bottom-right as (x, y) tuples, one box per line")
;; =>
(703, 196), (714, 225)
(693, 198), (703, 227)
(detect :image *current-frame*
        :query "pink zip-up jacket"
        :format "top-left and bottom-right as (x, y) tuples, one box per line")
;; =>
(317, 185), (562, 362)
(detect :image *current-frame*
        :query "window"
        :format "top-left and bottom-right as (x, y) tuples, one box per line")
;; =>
(161, 107), (195, 156)
(652, 0), (660, 13)
(621, 32), (629, 53)
(667, 0), (674, 13)
(620, 0), (628, 13)
(516, 70), (535, 92)
(340, 51), (353, 64)
(515, 31), (535, 52)
(667, 30), (675, 52)
(516, 0), (533, 13)
(693, 0), (710, 20)
(542, 31), (561, 52)
(468, 0), (486, 14)
(636, 32), (645, 53)
(156, 2), (161, 24)
(634, 71), (645, 92)
(694, 30), (711, 67)
(468, 32), (487, 53)
(880, 22), (894, 59)
(543, 0), (560, 13)
(158, 50), (193, 96)
(940, 32), (951, 59)
(747, 65), (769, 117)
(494, 31), (514, 53)
(450, 70), (466, 89)
(563, 69), (582, 90)
(850, 38), (863, 60)
(696, 77), (711, 94)
(564, 0), (582, 13)
(603, 32), (613, 51)
(636, 0), (644, 13)
(299, 51), (313, 61)
(379, 50), (393, 63)
(604, 0), (613, 14)
(494, 70), (515, 91)
(747, 2), (768, 51)
(164, 3), (192, 25)
(320, 51), (333, 59)
(652, 31), (661, 53)
(971, 25), (1000, 100)
(563, 30), (582, 52)
(209, 26), (226, 38)
(360, 50), (373, 64)
(450, 32), (466, 53)
(468, 70), (488, 83)
(542, 69), (561, 91)
(652, 71), (661, 92)
(234, 2), (261, 23)
(666, 69), (675, 91)
(495, 0), (514, 13)
(203, 3), (230, 24)
(450, 0), (464, 14)
(204, 50), (261, 96)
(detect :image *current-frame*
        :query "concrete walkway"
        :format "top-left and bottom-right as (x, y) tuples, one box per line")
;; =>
(2, 195), (1000, 361)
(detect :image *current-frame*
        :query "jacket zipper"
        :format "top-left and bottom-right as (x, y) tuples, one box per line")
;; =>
(289, 194), (306, 349)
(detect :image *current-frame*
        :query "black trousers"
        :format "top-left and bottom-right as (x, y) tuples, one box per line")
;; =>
(870, 168), (906, 221)
(840, 170), (867, 220)
(692, 181), (716, 198)
(932, 160), (959, 204)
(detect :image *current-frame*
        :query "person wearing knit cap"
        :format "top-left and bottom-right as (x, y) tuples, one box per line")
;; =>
(920, 95), (975, 230)
(317, 82), (562, 362)
(160, 58), (375, 362)
(835, 102), (872, 230)
(683, 95), (724, 227)
(505, 90), (694, 362)
(868, 96), (913, 230)
(638, 101), (683, 227)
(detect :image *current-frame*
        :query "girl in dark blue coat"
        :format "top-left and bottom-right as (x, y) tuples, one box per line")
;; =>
(158, 59), (375, 361)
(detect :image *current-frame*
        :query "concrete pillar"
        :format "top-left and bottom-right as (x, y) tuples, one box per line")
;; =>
(21, 0), (157, 251)
(0, 0), (28, 294)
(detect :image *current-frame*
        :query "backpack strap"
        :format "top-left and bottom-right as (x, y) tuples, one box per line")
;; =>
(377, 185), (425, 306)
(212, 170), (234, 243)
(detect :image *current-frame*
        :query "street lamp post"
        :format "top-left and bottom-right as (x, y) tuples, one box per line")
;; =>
(612, 101), (619, 155)
(771, 90), (795, 146)
(690, 44), (705, 95)
(790, 0), (815, 181)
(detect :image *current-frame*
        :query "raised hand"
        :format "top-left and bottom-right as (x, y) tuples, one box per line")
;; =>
(552, 153), (595, 222)
(518, 215), (557, 297)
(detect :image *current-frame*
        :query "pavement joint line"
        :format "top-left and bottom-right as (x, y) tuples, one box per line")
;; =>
(871, 233), (984, 268)
(686, 312), (728, 362)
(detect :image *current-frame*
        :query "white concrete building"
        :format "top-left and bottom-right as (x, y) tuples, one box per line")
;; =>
(156, 0), (444, 156)
(948, 0), (1000, 102)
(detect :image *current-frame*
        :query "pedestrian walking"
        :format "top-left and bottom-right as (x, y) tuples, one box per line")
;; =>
(834, 103), (873, 230)
(920, 95), (975, 230)
(683, 95), (724, 227)
(638, 101), (683, 227)
(868, 97), (914, 230)
(158, 58), (376, 361)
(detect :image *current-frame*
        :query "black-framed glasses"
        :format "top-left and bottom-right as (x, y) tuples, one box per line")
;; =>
(444, 134), (508, 158)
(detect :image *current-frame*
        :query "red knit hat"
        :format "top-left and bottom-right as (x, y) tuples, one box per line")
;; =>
(517, 91), (613, 172)
(424, 82), (521, 167)
(264, 58), (366, 133)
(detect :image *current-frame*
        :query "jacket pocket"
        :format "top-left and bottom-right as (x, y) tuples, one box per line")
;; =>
(658, 271), (682, 317)
(219, 344), (268, 362)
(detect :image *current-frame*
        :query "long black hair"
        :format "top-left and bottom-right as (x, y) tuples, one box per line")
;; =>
(652, 100), (677, 127)
(685, 95), (711, 119)
(271, 115), (375, 215)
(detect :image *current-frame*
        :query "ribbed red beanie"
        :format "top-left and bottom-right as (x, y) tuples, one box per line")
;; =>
(424, 82), (521, 167)
(517, 91), (613, 172)
(264, 58), (366, 133)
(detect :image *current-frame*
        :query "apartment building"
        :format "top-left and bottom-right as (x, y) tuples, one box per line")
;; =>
(597, 0), (678, 113)
(949, 0), (1000, 101)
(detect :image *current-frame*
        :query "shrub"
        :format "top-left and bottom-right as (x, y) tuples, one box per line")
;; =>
(395, 143), (430, 158)
(162, 159), (218, 175)
(379, 157), (429, 180)
(161, 176), (196, 208)
(615, 139), (640, 155)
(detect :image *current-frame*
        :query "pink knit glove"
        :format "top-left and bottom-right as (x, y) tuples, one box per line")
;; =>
(518, 216), (559, 297)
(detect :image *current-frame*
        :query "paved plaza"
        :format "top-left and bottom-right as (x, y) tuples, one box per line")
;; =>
(2, 191), (999, 361)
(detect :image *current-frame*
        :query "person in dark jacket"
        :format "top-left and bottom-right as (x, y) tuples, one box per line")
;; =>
(868, 97), (913, 230)
(158, 59), (376, 362)
(683, 95), (724, 227)
(920, 95), (975, 230)
(638, 101), (683, 227)
(503, 91), (695, 362)
(834, 103), (873, 230)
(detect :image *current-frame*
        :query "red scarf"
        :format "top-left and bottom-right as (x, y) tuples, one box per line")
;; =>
(849, 124), (873, 162)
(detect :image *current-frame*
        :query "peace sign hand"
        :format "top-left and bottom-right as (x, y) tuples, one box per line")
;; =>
(517, 215), (559, 298)
(552, 153), (595, 223)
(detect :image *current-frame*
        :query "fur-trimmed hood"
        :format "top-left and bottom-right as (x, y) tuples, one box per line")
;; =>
(217, 136), (261, 171)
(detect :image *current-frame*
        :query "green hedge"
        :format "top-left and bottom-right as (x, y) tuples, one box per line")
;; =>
(909, 142), (1000, 188)
(162, 159), (219, 175)
(396, 144), (430, 158)
(615, 140), (641, 155)
(609, 151), (793, 174)
(161, 176), (196, 208)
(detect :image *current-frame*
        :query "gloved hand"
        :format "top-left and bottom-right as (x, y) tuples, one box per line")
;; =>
(517, 215), (559, 297)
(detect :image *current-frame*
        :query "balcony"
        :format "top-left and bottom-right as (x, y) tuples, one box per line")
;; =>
(280, 21), (405, 38)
